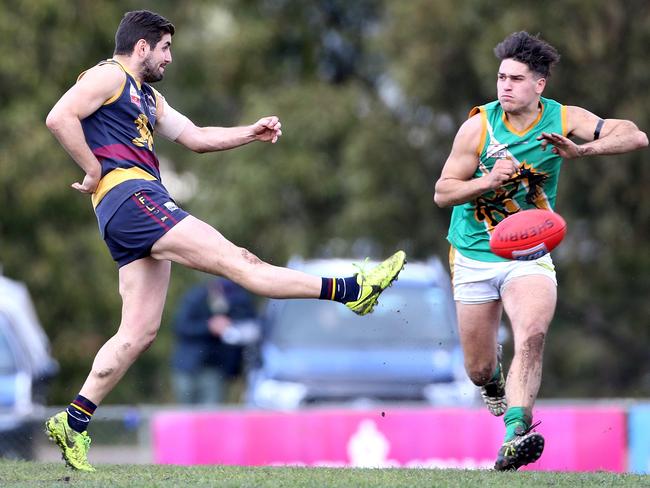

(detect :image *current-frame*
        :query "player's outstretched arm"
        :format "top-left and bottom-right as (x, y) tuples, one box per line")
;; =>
(46, 64), (125, 193)
(158, 98), (282, 153)
(434, 115), (518, 208)
(537, 106), (648, 159)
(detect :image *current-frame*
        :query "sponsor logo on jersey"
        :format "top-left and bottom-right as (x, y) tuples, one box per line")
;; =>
(486, 141), (529, 160)
(129, 82), (141, 108)
(164, 201), (179, 212)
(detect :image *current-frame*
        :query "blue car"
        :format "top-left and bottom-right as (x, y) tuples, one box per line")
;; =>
(0, 275), (58, 459)
(245, 257), (478, 410)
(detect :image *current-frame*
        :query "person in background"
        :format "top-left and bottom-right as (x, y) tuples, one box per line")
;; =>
(171, 278), (260, 404)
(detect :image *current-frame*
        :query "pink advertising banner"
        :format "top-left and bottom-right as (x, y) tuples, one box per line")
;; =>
(152, 406), (625, 471)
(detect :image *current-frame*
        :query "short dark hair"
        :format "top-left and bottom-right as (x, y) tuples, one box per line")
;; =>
(494, 31), (560, 78)
(114, 10), (175, 55)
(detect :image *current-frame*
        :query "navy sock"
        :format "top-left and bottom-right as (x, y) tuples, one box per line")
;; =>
(66, 394), (97, 433)
(319, 277), (360, 303)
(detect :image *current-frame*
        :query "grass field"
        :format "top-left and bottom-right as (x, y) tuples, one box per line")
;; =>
(1, 461), (649, 487)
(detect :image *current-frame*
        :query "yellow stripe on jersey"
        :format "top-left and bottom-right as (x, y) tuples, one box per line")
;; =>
(103, 77), (126, 106)
(468, 106), (488, 157)
(103, 78), (126, 105)
(92, 167), (157, 208)
(477, 109), (488, 157)
(561, 104), (568, 136)
(80, 59), (127, 106)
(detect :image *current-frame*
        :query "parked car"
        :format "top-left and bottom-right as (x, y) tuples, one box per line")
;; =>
(0, 274), (58, 459)
(245, 257), (479, 410)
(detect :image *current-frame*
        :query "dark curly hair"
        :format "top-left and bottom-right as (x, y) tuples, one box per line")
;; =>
(494, 31), (560, 78)
(114, 10), (175, 55)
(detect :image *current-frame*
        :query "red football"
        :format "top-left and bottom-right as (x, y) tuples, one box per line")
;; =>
(489, 209), (567, 260)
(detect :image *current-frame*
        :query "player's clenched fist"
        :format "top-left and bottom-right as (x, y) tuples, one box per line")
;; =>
(486, 158), (518, 189)
(251, 116), (283, 144)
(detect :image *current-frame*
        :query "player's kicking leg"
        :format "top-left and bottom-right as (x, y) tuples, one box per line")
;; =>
(150, 215), (406, 315)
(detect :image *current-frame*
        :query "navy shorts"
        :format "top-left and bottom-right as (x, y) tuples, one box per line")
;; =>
(104, 188), (189, 267)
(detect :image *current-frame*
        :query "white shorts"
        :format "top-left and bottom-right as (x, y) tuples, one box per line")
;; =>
(450, 247), (557, 304)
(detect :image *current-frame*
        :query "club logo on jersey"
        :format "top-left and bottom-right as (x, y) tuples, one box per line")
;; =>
(474, 161), (550, 230)
(129, 82), (141, 109)
(132, 114), (154, 150)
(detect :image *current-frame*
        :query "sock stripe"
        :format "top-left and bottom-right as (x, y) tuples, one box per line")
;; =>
(70, 402), (93, 417)
(66, 394), (97, 434)
(319, 276), (360, 303)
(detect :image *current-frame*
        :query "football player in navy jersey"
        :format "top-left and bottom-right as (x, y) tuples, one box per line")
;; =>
(44, 10), (406, 471)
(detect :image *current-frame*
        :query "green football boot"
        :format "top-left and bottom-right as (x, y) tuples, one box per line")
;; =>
(45, 411), (96, 472)
(346, 250), (406, 316)
(494, 423), (544, 471)
(480, 344), (507, 416)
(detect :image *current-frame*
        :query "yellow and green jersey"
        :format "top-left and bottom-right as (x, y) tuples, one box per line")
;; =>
(447, 97), (566, 262)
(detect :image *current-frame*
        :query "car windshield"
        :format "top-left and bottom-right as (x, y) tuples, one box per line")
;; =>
(268, 285), (457, 349)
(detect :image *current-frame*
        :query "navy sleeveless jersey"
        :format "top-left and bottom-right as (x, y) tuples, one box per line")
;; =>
(80, 59), (165, 236)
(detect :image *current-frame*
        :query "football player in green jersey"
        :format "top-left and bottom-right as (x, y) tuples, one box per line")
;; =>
(434, 31), (647, 470)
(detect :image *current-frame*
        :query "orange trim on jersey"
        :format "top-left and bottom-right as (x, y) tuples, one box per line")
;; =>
(561, 104), (568, 136)
(468, 106), (487, 157)
(477, 110), (487, 157)
(502, 100), (545, 137)
(92, 167), (157, 208)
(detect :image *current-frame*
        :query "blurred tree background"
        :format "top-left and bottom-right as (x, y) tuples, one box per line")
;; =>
(0, 0), (648, 404)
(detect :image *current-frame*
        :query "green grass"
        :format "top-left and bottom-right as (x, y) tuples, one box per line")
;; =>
(1, 461), (649, 487)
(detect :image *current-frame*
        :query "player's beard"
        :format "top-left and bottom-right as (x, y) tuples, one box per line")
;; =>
(142, 55), (164, 83)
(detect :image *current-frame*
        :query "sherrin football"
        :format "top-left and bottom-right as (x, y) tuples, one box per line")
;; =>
(489, 209), (567, 261)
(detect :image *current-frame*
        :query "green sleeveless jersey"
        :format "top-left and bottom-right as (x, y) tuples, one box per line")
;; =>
(447, 97), (566, 262)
